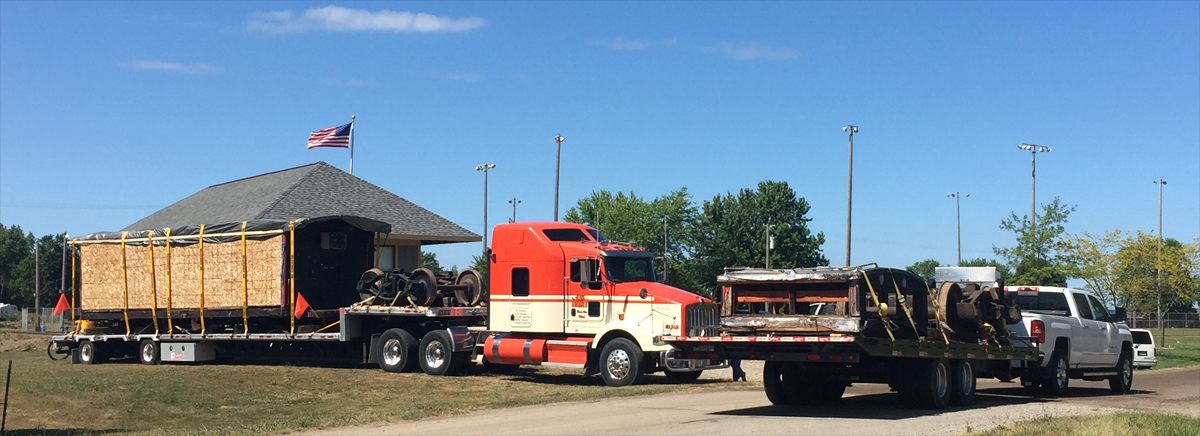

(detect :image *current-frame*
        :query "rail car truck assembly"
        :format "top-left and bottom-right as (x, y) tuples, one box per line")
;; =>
(666, 265), (1043, 409)
(51, 219), (722, 386)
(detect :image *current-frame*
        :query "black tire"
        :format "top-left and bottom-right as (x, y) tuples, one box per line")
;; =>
(378, 328), (418, 373)
(949, 359), (976, 406)
(1041, 350), (1070, 397)
(419, 330), (457, 376)
(448, 352), (476, 376)
(813, 377), (847, 402)
(138, 339), (161, 365)
(1109, 349), (1133, 394)
(916, 358), (952, 409)
(78, 340), (104, 365)
(664, 370), (703, 383)
(763, 361), (809, 405)
(599, 338), (643, 387)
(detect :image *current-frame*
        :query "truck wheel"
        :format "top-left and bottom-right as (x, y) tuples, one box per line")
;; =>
(916, 358), (951, 409)
(1109, 350), (1133, 394)
(763, 361), (808, 405)
(599, 338), (642, 387)
(949, 359), (975, 406)
(78, 340), (105, 365)
(449, 352), (476, 376)
(419, 330), (458, 376)
(138, 339), (161, 365)
(1041, 350), (1070, 397)
(813, 377), (847, 402)
(378, 328), (418, 373)
(664, 370), (703, 383)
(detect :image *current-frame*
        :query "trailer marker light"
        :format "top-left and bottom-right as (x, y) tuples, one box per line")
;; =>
(807, 354), (820, 361)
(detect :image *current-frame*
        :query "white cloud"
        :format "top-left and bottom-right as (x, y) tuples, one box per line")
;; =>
(324, 78), (380, 87)
(708, 42), (798, 61)
(425, 72), (482, 82)
(599, 37), (651, 50)
(248, 6), (486, 33)
(119, 60), (221, 74)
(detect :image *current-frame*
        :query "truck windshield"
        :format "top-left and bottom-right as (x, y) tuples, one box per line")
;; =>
(588, 229), (609, 242)
(1011, 292), (1070, 316)
(604, 256), (656, 283)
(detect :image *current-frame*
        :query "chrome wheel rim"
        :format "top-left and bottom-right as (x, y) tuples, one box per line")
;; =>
(81, 343), (93, 362)
(1122, 358), (1132, 387)
(425, 341), (447, 369)
(934, 362), (949, 398)
(383, 338), (404, 367)
(606, 349), (630, 380)
(1055, 357), (1068, 387)
(959, 363), (973, 397)
(141, 343), (154, 362)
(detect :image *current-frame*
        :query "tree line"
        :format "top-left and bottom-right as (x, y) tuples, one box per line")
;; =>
(0, 224), (66, 309)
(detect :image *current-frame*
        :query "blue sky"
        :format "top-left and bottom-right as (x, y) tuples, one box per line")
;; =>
(2, 1), (1198, 276)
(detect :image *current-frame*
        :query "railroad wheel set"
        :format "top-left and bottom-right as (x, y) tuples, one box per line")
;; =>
(357, 268), (485, 307)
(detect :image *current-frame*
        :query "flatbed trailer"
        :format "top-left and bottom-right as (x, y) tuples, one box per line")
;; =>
(665, 265), (1040, 409)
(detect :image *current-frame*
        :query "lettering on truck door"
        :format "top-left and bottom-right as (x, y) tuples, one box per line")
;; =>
(1071, 292), (1106, 366)
(565, 258), (604, 334)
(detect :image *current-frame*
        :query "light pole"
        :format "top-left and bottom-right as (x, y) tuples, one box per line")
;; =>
(509, 198), (521, 223)
(842, 125), (858, 266)
(1017, 144), (1051, 244)
(662, 215), (669, 283)
(765, 221), (776, 269)
(554, 134), (565, 222)
(34, 240), (40, 331)
(1154, 178), (1166, 339)
(947, 192), (969, 266)
(475, 163), (496, 250)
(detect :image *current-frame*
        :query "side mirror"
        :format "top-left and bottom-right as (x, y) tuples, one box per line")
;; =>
(1115, 307), (1127, 322)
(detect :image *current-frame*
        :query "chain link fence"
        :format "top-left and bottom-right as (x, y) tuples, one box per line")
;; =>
(14, 308), (69, 333)
(1126, 311), (1200, 335)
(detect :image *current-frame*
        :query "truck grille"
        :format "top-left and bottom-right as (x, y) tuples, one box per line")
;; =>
(684, 303), (720, 337)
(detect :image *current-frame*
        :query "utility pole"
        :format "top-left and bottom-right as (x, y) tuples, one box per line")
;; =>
(34, 240), (40, 331)
(554, 134), (565, 222)
(509, 198), (521, 223)
(662, 216), (669, 283)
(1154, 178), (1166, 340)
(947, 192), (969, 266)
(476, 163), (496, 251)
(765, 220), (776, 269)
(842, 125), (858, 266)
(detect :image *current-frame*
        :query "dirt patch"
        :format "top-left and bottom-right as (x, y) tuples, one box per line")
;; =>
(0, 331), (52, 353)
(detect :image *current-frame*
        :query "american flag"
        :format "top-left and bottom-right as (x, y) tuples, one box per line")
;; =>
(307, 122), (352, 149)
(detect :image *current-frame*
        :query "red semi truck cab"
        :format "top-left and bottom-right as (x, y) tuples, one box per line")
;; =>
(483, 222), (725, 386)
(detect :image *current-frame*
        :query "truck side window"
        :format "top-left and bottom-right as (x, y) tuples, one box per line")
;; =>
(512, 267), (530, 297)
(1087, 295), (1111, 322)
(570, 261), (580, 282)
(1072, 294), (1094, 320)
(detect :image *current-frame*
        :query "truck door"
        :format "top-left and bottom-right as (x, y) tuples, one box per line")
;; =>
(1087, 294), (1120, 367)
(564, 257), (605, 334)
(1071, 292), (1105, 366)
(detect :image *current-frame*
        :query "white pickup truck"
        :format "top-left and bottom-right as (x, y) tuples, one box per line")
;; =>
(1005, 286), (1134, 396)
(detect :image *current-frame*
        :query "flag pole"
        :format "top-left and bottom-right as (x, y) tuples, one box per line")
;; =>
(349, 115), (356, 175)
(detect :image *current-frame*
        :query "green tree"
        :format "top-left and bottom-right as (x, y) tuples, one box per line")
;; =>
(419, 251), (444, 275)
(1061, 230), (1126, 307)
(1114, 234), (1198, 316)
(906, 259), (944, 281)
(994, 197), (1076, 286)
(1, 228), (65, 308)
(691, 181), (827, 294)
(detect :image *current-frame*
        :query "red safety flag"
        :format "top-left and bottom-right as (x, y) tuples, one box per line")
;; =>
(53, 293), (71, 316)
(293, 293), (310, 318)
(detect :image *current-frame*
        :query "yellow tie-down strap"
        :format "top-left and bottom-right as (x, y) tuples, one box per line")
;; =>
(862, 273), (895, 342)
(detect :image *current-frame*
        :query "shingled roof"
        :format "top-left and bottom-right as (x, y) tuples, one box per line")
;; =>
(124, 162), (479, 245)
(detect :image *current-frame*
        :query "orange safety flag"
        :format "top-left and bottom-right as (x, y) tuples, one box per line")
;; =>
(293, 293), (310, 318)
(53, 293), (71, 316)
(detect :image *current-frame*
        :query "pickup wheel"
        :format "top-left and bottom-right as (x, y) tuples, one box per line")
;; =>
(378, 328), (418, 373)
(138, 339), (161, 365)
(664, 370), (703, 383)
(916, 358), (951, 409)
(1041, 350), (1070, 397)
(1109, 350), (1133, 394)
(600, 338), (643, 387)
(763, 361), (809, 405)
(949, 359), (975, 406)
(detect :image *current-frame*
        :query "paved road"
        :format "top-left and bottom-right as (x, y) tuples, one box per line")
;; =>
(295, 365), (1199, 436)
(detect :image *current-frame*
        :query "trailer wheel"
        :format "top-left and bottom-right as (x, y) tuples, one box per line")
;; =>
(763, 361), (808, 405)
(419, 330), (457, 376)
(599, 338), (642, 387)
(813, 376), (847, 402)
(916, 358), (951, 409)
(949, 359), (975, 406)
(1040, 350), (1069, 397)
(664, 370), (703, 383)
(138, 339), (161, 365)
(1108, 350), (1133, 394)
(378, 328), (418, 373)
(79, 340), (105, 365)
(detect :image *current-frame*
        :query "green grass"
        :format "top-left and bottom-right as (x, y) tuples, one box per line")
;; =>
(0, 345), (742, 436)
(1148, 329), (1200, 370)
(965, 412), (1200, 436)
